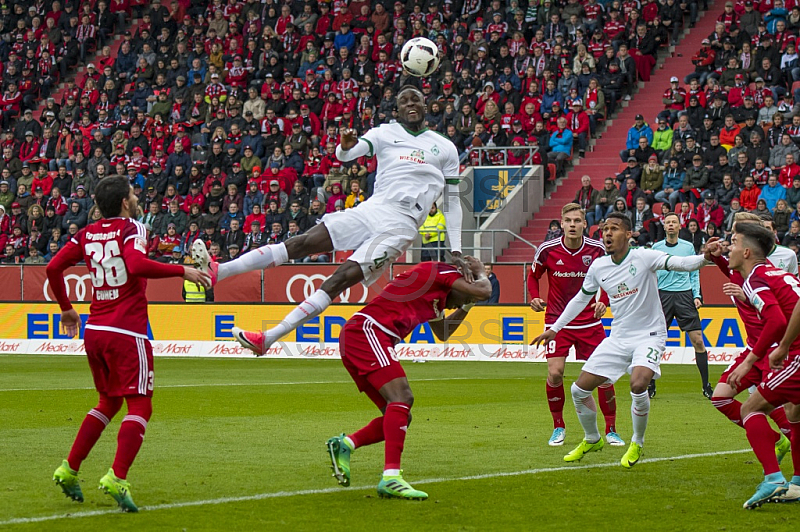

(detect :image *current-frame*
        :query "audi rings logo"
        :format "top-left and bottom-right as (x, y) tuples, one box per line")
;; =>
(43, 274), (94, 302)
(285, 274), (368, 303)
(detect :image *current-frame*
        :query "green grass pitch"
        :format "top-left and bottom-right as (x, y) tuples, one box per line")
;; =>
(0, 355), (795, 531)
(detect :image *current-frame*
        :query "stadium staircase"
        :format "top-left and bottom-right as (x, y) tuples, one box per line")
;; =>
(497, 1), (722, 262)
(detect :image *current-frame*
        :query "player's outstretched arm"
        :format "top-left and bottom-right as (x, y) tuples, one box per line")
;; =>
(531, 288), (595, 345)
(124, 242), (212, 286)
(335, 128), (371, 161)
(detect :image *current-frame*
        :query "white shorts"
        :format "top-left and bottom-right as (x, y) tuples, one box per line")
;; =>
(581, 334), (665, 383)
(323, 200), (421, 286)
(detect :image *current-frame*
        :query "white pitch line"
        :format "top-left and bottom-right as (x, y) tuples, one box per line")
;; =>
(0, 448), (752, 526)
(0, 376), (527, 393)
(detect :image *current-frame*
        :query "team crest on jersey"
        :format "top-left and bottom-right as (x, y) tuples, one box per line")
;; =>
(779, 260), (786, 269)
(431, 145), (440, 156)
(582, 255), (592, 266)
(629, 264), (637, 276)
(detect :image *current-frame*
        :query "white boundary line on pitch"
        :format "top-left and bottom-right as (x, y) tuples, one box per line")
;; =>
(0, 376), (527, 393)
(0, 449), (752, 526)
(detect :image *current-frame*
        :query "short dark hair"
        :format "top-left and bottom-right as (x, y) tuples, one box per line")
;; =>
(606, 212), (632, 230)
(736, 222), (775, 258)
(664, 212), (680, 223)
(94, 175), (130, 218)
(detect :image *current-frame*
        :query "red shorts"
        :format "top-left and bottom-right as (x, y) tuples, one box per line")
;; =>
(758, 354), (800, 407)
(339, 314), (406, 408)
(719, 348), (767, 393)
(84, 328), (154, 398)
(541, 325), (606, 360)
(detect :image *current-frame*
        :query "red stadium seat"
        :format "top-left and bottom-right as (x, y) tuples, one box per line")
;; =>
(547, 163), (557, 181)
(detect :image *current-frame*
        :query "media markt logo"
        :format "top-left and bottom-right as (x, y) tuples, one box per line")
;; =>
(629, 264), (637, 276)
(617, 282), (629, 295)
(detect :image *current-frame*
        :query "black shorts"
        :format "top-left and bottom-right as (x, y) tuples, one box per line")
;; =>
(659, 290), (701, 332)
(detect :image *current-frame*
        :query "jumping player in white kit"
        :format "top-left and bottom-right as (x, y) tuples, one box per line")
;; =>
(192, 86), (469, 355)
(533, 213), (713, 468)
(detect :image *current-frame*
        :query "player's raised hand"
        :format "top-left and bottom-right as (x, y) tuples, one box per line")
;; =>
(531, 328), (557, 347)
(722, 282), (746, 302)
(340, 128), (358, 150)
(530, 298), (546, 312)
(704, 237), (722, 260)
(60, 309), (81, 338)
(451, 252), (476, 283)
(183, 266), (212, 288)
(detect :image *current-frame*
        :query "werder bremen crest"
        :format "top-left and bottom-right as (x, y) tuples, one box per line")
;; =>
(431, 145), (440, 156)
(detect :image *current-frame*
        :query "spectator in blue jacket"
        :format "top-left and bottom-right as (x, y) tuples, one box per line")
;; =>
(654, 158), (686, 209)
(540, 79), (564, 117)
(548, 117), (573, 177)
(243, 181), (263, 216)
(115, 41), (137, 80)
(619, 114), (654, 161)
(759, 174), (787, 211)
(334, 23), (356, 53)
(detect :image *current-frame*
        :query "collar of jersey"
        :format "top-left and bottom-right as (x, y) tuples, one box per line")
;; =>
(611, 247), (631, 265)
(400, 124), (429, 137)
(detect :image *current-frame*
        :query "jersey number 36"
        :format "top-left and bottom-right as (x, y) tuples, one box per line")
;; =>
(85, 241), (128, 287)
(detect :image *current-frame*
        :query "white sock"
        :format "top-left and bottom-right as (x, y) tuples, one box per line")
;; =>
(630, 391), (650, 446)
(344, 436), (355, 451)
(217, 242), (288, 281)
(264, 289), (332, 344)
(571, 383), (601, 443)
(383, 469), (400, 477)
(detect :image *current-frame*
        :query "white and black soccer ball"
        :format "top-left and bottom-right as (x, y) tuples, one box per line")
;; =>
(400, 37), (440, 77)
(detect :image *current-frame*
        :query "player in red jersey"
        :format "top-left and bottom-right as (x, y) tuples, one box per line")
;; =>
(705, 214), (792, 464)
(528, 203), (622, 447)
(721, 222), (800, 508)
(47, 175), (210, 512)
(326, 258), (492, 500)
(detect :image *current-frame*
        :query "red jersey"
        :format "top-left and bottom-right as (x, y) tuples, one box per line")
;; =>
(744, 263), (800, 356)
(358, 261), (463, 339)
(528, 237), (608, 328)
(46, 217), (184, 338)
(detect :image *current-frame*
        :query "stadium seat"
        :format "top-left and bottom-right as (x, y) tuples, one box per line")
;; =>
(652, 202), (663, 214)
(547, 163), (557, 182)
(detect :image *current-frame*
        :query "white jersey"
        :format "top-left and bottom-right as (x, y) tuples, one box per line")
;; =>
(553, 248), (706, 340)
(338, 122), (460, 226)
(768, 245), (798, 275)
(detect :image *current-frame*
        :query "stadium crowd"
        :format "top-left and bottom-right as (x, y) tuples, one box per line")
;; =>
(0, 0), (713, 265)
(562, 0), (800, 256)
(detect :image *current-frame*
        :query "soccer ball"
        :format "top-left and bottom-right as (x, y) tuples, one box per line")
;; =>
(401, 37), (440, 77)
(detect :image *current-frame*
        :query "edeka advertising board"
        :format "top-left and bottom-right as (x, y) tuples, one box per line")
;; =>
(0, 303), (747, 364)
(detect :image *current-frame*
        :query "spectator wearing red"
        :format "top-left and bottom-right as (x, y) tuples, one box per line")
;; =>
(19, 131), (40, 163)
(182, 182), (206, 214)
(739, 175), (761, 211)
(695, 190), (725, 230)
(244, 204), (266, 234)
(565, 101), (590, 157)
(779, 154), (800, 187)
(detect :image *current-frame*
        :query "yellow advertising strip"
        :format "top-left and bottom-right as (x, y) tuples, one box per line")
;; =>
(6, 303), (747, 348)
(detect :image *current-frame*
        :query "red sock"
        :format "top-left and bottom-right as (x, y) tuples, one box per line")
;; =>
(790, 420), (800, 478)
(546, 380), (565, 429)
(67, 394), (123, 471)
(349, 416), (384, 449)
(597, 384), (617, 433)
(743, 412), (781, 475)
(711, 396), (743, 427)
(383, 402), (410, 471)
(770, 405), (793, 435)
(111, 396), (152, 479)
